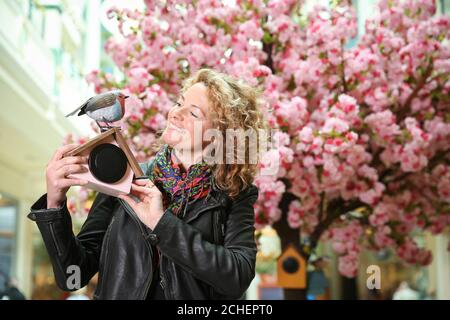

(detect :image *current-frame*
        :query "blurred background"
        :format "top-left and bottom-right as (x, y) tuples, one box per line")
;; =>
(0, 0), (449, 300)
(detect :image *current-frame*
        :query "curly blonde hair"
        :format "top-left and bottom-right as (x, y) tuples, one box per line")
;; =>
(153, 68), (269, 199)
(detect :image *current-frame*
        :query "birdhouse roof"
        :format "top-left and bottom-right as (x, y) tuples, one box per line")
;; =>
(278, 243), (304, 261)
(63, 127), (144, 178)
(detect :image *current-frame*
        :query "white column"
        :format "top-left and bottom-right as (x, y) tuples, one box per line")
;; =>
(0, 163), (33, 298)
(355, 0), (378, 37)
(15, 199), (35, 298)
(435, 233), (450, 300)
(83, 0), (101, 74)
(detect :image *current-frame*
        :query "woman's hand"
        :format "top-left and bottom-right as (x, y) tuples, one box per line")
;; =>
(118, 179), (165, 230)
(46, 144), (89, 209)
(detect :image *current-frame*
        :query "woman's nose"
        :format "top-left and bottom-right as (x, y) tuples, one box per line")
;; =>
(169, 108), (183, 122)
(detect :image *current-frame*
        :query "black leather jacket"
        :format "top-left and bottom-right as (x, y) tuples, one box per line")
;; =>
(28, 174), (258, 300)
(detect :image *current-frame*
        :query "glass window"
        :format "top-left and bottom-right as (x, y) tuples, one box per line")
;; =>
(0, 193), (18, 292)
(441, 0), (450, 14)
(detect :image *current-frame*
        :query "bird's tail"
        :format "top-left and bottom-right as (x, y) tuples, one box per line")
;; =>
(65, 102), (87, 117)
(65, 108), (80, 117)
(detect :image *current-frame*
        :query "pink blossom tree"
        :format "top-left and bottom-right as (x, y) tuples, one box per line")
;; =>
(80, 0), (449, 284)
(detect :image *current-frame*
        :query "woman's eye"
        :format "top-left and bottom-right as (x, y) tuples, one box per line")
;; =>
(190, 112), (198, 118)
(174, 102), (181, 107)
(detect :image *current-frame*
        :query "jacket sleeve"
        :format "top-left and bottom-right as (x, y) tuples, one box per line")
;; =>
(28, 192), (117, 291)
(151, 185), (259, 299)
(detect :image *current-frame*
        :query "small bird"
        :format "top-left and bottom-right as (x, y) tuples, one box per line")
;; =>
(65, 90), (129, 132)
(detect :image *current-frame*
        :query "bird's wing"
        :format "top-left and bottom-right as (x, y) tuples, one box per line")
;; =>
(65, 98), (92, 117)
(85, 92), (117, 112)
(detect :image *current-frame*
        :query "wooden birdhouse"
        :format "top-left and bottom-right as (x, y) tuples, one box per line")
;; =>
(63, 127), (144, 197)
(277, 243), (307, 289)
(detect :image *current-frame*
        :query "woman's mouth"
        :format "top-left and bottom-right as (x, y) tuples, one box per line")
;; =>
(169, 123), (184, 132)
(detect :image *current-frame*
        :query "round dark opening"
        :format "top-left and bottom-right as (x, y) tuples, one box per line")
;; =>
(88, 143), (128, 183)
(282, 257), (300, 274)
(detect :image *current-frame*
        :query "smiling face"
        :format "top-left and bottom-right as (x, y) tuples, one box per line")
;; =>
(161, 82), (213, 151)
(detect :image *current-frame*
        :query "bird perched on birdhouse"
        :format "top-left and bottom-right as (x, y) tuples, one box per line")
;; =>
(65, 90), (129, 132)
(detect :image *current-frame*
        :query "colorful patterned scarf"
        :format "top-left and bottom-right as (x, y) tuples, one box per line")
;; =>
(148, 144), (212, 217)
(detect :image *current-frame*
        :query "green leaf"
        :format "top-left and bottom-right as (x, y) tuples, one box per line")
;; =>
(424, 111), (434, 121)
(445, 113), (450, 123)
(262, 31), (274, 44)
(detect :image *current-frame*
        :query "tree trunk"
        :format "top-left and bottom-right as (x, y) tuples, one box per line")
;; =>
(341, 276), (358, 300)
(272, 185), (307, 300)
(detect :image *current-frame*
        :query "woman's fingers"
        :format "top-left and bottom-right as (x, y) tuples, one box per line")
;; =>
(133, 178), (150, 186)
(121, 180), (160, 207)
(52, 144), (80, 162)
(131, 183), (153, 194)
(55, 156), (88, 171)
(129, 188), (146, 202)
(133, 179), (159, 190)
(56, 164), (89, 178)
(130, 188), (159, 203)
(118, 194), (137, 209)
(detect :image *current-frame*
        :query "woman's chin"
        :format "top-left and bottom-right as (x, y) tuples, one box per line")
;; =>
(162, 130), (184, 147)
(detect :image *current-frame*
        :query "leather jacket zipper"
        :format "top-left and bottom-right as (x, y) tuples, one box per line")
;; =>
(213, 211), (220, 245)
(97, 216), (115, 296)
(210, 211), (223, 299)
(48, 221), (62, 256)
(160, 254), (175, 300)
(47, 221), (69, 291)
(118, 198), (154, 299)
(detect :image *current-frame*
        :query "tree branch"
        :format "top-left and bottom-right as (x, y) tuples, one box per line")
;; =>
(262, 41), (274, 73)
(308, 199), (366, 255)
(262, 14), (275, 73)
(397, 62), (434, 121)
(381, 148), (450, 184)
(427, 148), (450, 170)
(340, 40), (348, 94)
(425, 72), (448, 85)
(318, 192), (326, 223)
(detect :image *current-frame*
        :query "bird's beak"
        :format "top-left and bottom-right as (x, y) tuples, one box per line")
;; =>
(124, 95), (129, 99)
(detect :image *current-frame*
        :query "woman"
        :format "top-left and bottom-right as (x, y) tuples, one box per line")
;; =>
(28, 69), (268, 300)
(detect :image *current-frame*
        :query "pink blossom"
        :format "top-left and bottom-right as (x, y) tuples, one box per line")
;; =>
(127, 67), (153, 92)
(359, 182), (385, 205)
(396, 238), (432, 266)
(287, 200), (304, 228)
(322, 118), (350, 134)
(364, 110), (400, 144)
(374, 226), (394, 248)
(338, 252), (359, 278)
(238, 20), (264, 40)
